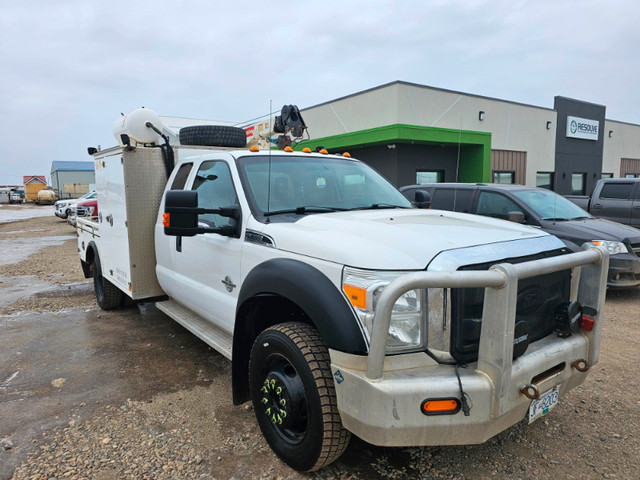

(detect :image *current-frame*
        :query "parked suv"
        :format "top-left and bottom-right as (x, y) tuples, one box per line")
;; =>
(401, 183), (640, 288)
(54, 191), (96, 219)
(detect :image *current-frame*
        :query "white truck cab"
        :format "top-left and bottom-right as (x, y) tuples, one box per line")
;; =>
(77, 116), (608, 472)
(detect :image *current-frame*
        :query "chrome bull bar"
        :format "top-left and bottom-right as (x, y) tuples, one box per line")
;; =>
(366, 246), (608, 417)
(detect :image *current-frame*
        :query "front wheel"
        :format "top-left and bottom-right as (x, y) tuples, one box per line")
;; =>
(249, 322), (350, 471)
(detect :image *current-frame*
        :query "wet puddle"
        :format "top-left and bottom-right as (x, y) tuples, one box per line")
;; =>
(0, 206), (54, 223)
(0, 235), (74, 265)
(0, 275), (91, 308)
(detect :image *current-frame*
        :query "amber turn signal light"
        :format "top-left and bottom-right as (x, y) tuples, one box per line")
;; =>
(343, 284), (366, 310)
(342, 152), (351, 157)
(250, 145), (260, 152)
(319, 149), (328, 154)
(162, 212), (170, 227)
(284, 146), (294, 152)
(420, 398), (461, 416)
(302, 147), (312, 153)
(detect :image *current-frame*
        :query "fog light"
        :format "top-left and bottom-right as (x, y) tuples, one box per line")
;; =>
(420, 398), (461, 416)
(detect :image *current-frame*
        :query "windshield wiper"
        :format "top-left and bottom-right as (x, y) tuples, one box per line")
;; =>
(264, 206), (347, 217)
(542, 217), (570, 221)
(571, 216), (592, 220)
(349, 203), (411, 211)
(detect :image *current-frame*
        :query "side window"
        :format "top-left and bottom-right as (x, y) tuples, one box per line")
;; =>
(431, 189), (455, 210)
(600, 183), (633, 199)
(171, 163), (193, 190)
(475, 191), (524, 219)
(191, 161), (238, 228)
(431, 189), (474, 212)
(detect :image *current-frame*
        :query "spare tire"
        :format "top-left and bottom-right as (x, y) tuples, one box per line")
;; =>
(179, 125), (247, 148)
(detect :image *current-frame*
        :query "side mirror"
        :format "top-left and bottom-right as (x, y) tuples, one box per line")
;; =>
(506, 211), (526, 224)
(163, 190), (241, 237)
(414, 190), (431, 209)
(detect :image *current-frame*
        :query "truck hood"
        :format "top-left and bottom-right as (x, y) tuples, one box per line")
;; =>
(540, 217), (640, 246)
(261, 209), (550, 270)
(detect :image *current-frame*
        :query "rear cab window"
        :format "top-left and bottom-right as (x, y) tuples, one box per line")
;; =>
(600, 182), (633, 200)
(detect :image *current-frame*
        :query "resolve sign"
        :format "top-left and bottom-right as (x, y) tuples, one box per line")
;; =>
(566, 115), (599, 141)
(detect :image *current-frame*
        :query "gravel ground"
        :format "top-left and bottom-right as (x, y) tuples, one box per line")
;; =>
(1, 209), (640, 479)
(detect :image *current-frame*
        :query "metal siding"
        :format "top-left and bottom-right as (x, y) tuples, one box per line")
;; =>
(491, 150), (527, 185)
(620, 158), (640, 177)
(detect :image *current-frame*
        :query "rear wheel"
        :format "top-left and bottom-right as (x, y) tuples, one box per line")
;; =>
(92, 250), (123, 310)
(249, 322), (350, 471)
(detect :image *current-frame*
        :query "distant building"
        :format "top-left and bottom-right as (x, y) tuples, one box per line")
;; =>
(23, 175), (47, 201)
(50, 161), (95, 199)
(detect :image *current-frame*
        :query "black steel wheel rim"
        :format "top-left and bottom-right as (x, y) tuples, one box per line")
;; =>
(260, 353), (308, 445)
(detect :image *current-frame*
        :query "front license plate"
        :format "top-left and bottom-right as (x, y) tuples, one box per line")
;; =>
(528, 386), (559, 424)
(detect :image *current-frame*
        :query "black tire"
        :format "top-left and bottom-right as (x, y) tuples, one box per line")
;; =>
(92, 250), (123, 311)
(249, 322), (350, 472)
(64, 208), (70, 219)
(179, 125), (247, 148)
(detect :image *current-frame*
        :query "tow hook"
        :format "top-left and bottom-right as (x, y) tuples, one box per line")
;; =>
(572, 359), (590, 372)
(520, 383), (540, 400)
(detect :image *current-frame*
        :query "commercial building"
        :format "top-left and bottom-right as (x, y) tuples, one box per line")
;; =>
(51, 161), (95, 199)
(290, 81), (640, 196)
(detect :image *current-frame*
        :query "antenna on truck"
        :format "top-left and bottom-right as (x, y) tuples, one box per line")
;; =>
(266, 100), (273, 223)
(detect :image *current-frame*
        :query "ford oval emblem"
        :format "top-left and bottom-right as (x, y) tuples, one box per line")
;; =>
(516, 287), (545, 315)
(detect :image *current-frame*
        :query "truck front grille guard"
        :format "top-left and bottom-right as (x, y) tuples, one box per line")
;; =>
(366, 246), (608, 415)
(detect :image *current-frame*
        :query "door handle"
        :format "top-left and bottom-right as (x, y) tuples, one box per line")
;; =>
(592, 203), (602, 209)
(633, 205), (640, 210)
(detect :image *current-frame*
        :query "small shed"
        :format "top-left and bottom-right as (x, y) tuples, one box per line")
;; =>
(51, 161), (95, 199)
(23, 176), (47, 201)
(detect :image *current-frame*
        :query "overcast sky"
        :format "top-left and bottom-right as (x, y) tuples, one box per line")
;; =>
(1, 0), (639, 186)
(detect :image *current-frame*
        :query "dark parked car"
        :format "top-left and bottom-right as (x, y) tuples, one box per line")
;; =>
(566, 178), (640, 227)
(401, 183), (640, 288)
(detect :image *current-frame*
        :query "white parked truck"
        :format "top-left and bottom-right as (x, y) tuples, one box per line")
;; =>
(77, 109), (608, 472)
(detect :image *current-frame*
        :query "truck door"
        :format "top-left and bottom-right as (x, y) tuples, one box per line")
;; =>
(593, 181), (634, 225)
(172, 159), (243, 334)
(631, 183), (640, 227)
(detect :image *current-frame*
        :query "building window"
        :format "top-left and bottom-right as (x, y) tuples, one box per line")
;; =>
(492, 171), (515, 184)
(624, 173), (638, 178)
(601, 173), (614, 179)
(536, 172), (554, 190)
(571, 173), (586, 195)
(416, 170), (444, 184)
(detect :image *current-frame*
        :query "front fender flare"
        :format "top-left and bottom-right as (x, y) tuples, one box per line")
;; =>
(231, 258), (367, 404)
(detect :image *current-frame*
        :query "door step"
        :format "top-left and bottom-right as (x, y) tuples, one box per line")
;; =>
(156, 299), (232, 359)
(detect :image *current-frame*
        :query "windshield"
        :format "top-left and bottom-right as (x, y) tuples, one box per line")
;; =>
(237, 155), (411, 215)
(513, 189), (592, 220)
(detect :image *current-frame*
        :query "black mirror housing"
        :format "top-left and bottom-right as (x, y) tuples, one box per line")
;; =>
(163, 190), (242, 237)
(414, 190), (431, 209)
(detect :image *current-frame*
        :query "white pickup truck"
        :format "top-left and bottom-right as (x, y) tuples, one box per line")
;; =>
(77, 115), (608, 472)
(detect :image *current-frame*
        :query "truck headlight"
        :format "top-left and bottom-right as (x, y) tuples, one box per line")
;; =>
(342, 267), (426, 353)
(589, 240), (627, 255)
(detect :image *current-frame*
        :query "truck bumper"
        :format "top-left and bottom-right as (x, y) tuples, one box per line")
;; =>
(330, 333), (590, 446)
(607, 254), (640, 288)
(331, 247), (608, 447)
